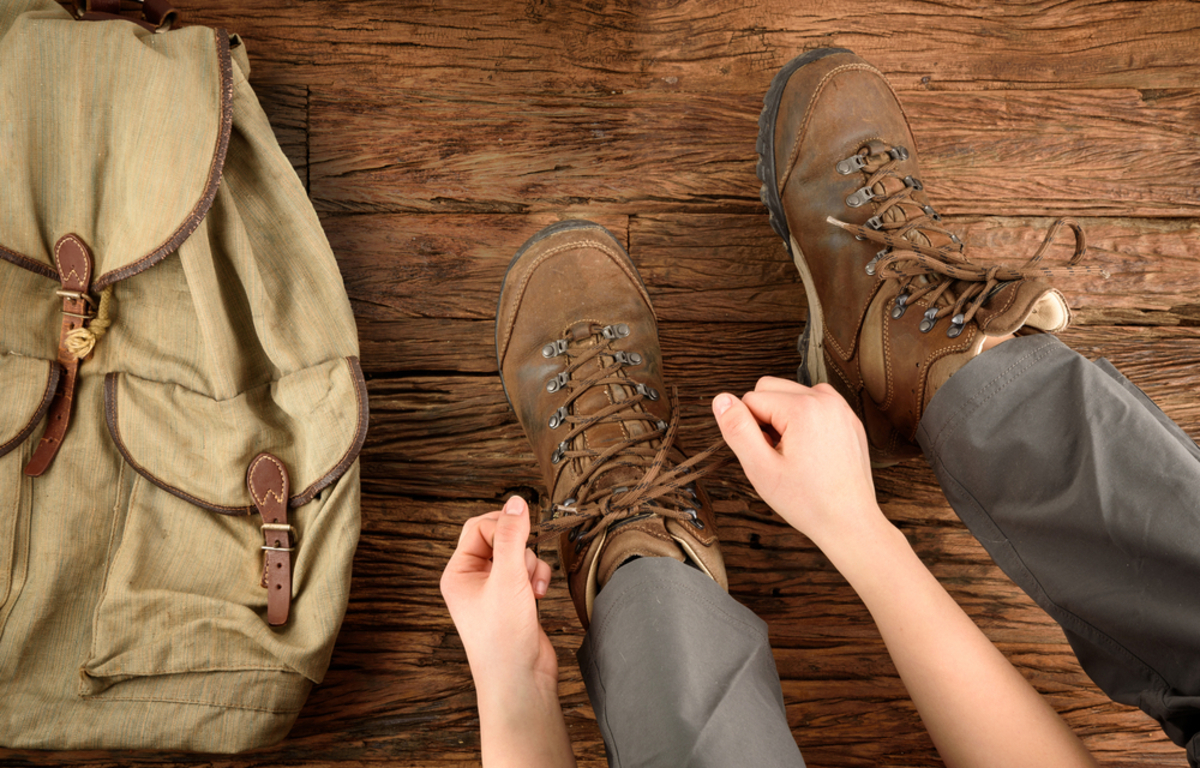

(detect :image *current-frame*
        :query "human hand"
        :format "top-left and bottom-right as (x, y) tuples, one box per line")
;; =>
(712, 377), (883, 552)
(441, 496), (558, 697)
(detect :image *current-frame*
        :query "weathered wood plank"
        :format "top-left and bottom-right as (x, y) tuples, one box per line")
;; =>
(360, 323), (1200, 501)
(310, 86), (1200, 216)
(197, 0), (1200, 93)
(334, 213), (1200, 341)
(329, 212), (629, 323)
(14, 2), (1194, 766)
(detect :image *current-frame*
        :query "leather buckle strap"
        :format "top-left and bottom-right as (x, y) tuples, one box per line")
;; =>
(73, 0), (178, 32)
(261, 523), (299, 553)
(24, 235), (94, 477)
(248, 453), (294, 627)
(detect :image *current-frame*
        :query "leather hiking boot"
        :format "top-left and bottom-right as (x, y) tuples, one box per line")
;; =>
(757, 48), (1095, 463)
(495, 220), (727, 628)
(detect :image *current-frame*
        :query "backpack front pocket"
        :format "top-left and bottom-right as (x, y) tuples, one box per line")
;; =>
(81, 356), (366, 722)
(0, 354), (60, 618)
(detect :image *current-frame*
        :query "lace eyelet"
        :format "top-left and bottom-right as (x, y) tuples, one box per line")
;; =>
(601, 323), (631, 340)
(866, 248), (888, 276)
(891, 293), (909, 319)
(845, 185), (876, 208)
(542, 339), (568, 358)
(634, 383), (660, 401)
(614, 351), (643, 366)
(856, 215), (884, 241)
(888, 146), (909, 161)
(903, 175), (923, 190)
(947, 314), (966, 338)
(551, 441), (568, 464)
(548, 406), (568, 429)
(836, 154), (868, 175)
(546, 372), (569, 393)
(919, 307), (939, 333)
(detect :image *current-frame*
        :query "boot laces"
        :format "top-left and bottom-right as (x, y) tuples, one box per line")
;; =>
(535, 324), (726, 546)
(827, 142), (1109, 332)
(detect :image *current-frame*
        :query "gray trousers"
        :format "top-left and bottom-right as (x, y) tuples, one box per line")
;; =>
(578, 334), (1200, 767)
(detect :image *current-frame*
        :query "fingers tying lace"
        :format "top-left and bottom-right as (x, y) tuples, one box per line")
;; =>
(532, 327), (727, 547)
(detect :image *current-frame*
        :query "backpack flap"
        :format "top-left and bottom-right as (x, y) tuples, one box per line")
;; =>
(103, 356), (368, 515)
(0, 4), (231, 286)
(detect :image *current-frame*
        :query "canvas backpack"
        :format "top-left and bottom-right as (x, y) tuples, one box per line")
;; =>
(0, 0), (365, 751)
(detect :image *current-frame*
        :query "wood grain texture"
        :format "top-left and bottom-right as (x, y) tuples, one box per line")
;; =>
(193, 0), (1200, 93)
(357, 322), (1200, 500)
(10, 1), (1197, 767)
(308, 86), (1200, 216)
(335, 212), (1200, 355)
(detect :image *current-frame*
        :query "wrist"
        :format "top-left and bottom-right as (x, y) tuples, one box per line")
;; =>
(811, 506), (910, 577)
(477, 676), (574, 768)
(476, 669), (562, 716)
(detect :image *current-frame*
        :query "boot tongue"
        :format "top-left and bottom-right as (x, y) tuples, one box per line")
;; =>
(562, 322), (689, 588)
(594, 515), (686, 590)
(857, 139), (961, 253)
(972, 280), (1070, 335)
(567, 321), (656, 490)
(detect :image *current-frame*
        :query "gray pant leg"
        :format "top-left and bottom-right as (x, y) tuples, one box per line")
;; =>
(577, 557), (805, 768)
(917, 334), (1200, 764)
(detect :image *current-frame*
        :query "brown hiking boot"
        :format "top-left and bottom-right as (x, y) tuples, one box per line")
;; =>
(757, 48), (1090, 463)
(495, 220), (727, 628)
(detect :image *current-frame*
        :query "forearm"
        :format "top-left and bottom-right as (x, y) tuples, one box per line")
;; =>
(476, 677), (577, 768)
(815, 512), (1098, 768)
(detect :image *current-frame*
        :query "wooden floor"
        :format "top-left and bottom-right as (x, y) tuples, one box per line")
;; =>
(9, 1), (1200, 766)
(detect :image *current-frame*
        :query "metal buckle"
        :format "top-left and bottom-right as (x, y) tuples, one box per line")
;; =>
(55, 289), (95, 305)
(56, 289), (96, 319)
(261, 523), (298, 552)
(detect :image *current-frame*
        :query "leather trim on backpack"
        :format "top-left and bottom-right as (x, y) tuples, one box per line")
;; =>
(103, 356), (370, 516)
(0, 361), (62, 459)
(0, 28), (233, 289)
(92, 28), (234, 290)
(0, 245), (58, 281)
(293, 356), (371, 508)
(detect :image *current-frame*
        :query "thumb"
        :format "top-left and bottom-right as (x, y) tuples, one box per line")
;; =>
(490, 495), (532, 577)
(713, 393), (779, 473)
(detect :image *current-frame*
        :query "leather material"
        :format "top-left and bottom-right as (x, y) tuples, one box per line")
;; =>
(248, 453), (294, 627)
(75, 0), (175, 32)
(24, 234), (93, 477)
(76, 0), (120, 14)
(496, 221), (726, 627)
(141, 0), (177, 29)
(765, 50), (1070, 462)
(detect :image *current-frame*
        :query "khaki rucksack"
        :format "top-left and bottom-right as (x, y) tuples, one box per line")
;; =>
(0, 0), (365, 751)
